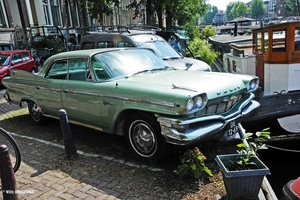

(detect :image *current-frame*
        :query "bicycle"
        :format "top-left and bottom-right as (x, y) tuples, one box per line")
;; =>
(0, 127), (21, 173)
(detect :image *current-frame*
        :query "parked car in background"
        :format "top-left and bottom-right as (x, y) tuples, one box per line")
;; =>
(0, 50), (37, 86)
(79, 29), (211, 72)
(3, 48), (260, 162)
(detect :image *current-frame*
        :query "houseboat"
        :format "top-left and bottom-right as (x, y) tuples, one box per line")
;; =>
(209, 22), (300, 132)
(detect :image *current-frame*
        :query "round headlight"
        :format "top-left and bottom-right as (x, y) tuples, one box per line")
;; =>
(187, 99), (194, 111)
(195, 96), (203, 108)
(248, 79), (259, 92)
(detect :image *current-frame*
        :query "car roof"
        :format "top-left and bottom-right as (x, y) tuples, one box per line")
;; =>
(127, 33), (166, 43)
(81, 30), (166, 43)
(48, 48), (138, 59)
(81, 32), (133, 42)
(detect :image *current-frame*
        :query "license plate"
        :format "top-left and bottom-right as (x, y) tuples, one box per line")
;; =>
(227, 120), (238, 136)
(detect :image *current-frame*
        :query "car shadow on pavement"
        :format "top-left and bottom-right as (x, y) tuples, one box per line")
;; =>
(0, 111), (229, 199)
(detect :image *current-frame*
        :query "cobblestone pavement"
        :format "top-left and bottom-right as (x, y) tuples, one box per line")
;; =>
(0, 89), (228, 200)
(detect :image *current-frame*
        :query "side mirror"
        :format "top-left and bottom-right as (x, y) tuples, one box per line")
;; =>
(195, 55), (201, 60)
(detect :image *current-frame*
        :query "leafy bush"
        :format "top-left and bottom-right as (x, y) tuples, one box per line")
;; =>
(202, 25), (216, 38)
(187, 38), (218, 66)
(176, 147), (213, 180)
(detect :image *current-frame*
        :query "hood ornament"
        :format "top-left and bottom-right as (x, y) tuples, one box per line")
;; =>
(172, 84), (197, 92)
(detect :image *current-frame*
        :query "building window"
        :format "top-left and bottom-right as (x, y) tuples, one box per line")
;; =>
(54, 0), (62, 26)
(43, 0), (53, 25)
(74, 1), (80, 27)
(0, 0), (8, 27)
(232, 60), (236, 73)
(66, 0), (73, 27)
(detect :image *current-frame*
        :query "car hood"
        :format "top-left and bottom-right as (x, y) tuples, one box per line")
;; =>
(115, 70), (249, 99)
(164, 57), (211, 71)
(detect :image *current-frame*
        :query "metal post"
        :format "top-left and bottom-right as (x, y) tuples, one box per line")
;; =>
(58, 109), (78, 160)
(0, 144), (18, 200)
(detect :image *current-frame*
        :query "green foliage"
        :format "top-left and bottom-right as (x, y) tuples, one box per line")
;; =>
(226, 1), (248, 21)
(166, 0), (208, 26)
(187, 37), (218, 66)
(236, 2), (248, 17)
(32, 35), (66, 54)
(202, 5), (218, 24)
(286, 0), (299, 16)
(176, 147), (213, 180)
(182, 22), (200, 41)
(250, 0), (266, 20)
(82, 0), (119, 24)
(235, 128), (270, 170)
(203, 25), (216, 38)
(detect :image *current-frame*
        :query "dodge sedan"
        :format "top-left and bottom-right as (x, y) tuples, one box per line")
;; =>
(3, 48), (260, 162)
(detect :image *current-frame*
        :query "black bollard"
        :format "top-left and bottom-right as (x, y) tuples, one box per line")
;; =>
(58, 109), (78, 160)
(0, 144), (18, 200)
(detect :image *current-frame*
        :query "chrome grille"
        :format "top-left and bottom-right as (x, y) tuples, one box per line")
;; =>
(196, 94), (244, 116)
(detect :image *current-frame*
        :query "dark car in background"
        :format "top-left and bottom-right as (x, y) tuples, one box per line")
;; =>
(0, 50), (37, 86)
(79, 29), (211, 72)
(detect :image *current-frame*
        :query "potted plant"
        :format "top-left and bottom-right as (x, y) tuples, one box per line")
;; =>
(215, 128), (271, 200)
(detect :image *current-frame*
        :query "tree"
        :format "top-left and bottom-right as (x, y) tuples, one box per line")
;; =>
(163, 0), (208, 30)
(286, 0), (299, 16)
(83, 0), (120, 24)
(226, 1), (248, 21)
(226, 2), (236, 21)
(236, 2), (248, 17)
(202, 5), (218, 24)
(250, 0), (266, 20)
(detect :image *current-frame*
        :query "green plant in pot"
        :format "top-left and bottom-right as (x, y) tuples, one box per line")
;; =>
(215, 128), (271, 200)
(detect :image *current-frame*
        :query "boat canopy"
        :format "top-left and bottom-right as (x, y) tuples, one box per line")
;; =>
(252, 21), (300, 64)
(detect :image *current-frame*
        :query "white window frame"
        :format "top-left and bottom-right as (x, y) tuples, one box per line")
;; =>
(74, 0), (80, 27)
(66, 0), (73, 27)
(43, 0), (53, 25)
(53, 0), (62, 26)
(0, 0), (8, 27)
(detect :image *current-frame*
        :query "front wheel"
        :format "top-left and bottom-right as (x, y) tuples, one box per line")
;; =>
(28, 101), (47, 125)
(125, 112), (168, 162)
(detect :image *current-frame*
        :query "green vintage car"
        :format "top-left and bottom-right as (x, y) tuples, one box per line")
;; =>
(3, 48), (260, 162)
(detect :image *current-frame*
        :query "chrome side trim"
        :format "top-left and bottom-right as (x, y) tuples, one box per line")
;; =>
(34, 85), (177, 108)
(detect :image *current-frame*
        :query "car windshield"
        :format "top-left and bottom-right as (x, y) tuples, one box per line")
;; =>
(91, 49), (170, 81)
(137, 41), (181, 59)
(0, 54), (11, 66)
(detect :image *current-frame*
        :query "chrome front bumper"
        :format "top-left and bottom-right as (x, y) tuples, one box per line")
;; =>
(158, 99), (260, 145)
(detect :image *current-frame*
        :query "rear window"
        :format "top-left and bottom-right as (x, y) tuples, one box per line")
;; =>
(81, 42), (94, 50)
(117, 41), (135, 47)
(97, 41), (114, 48)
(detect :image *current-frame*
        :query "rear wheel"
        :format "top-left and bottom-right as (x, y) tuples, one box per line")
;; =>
(125, 112), (168, 162)
(28, 101), (47, 125)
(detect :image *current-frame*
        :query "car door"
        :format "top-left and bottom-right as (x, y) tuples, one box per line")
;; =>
(20, 51), (33, 71)
(34, 60), (67, 117)
(60, 58), (103, 129)
(11, 53), (24, 70)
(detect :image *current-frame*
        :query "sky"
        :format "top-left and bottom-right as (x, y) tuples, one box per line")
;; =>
(207, 0), (250, 11)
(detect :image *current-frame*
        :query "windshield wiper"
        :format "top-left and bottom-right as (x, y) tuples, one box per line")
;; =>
(125, 69), (150, 78)
(162, 56), (180, 60)
(150, 66), (171, 72)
